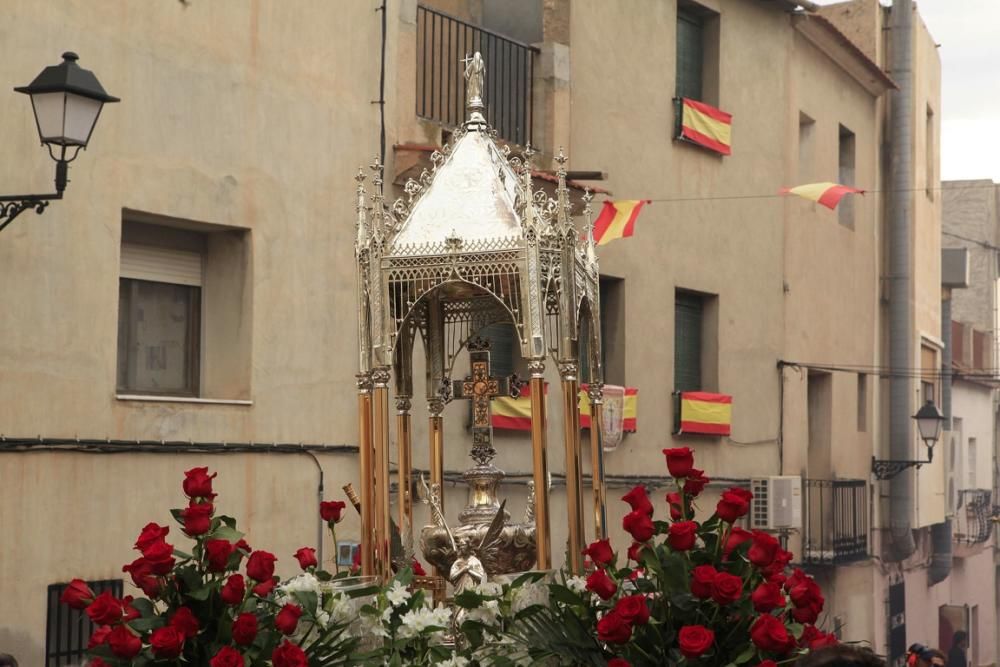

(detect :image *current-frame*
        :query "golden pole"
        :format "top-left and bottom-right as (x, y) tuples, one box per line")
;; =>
(428, 396), (445, 579)
(372, 367), (392, 580)
(588, 384), (607, 540)
(529, 359), (552, 570)
(561, 365), (585, 574)
(396, 396), (413, 554)
(356, 373), (375, 577)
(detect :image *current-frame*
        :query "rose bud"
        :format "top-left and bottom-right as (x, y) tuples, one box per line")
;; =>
(585, 567), (618, 600)
(582, 538), (614, 567)
(319, 500), (346, 525)
(662, 447), (695, 478)
(246, 550), (278, 582)
(274, 603), (304, 635)
(667, 520), (699, 551)
(232, 612), (258, 646)
(294, 547), (318, 571)
(220, 574), (246, 605)
(621, 485), (653, 516)
(678, 625), (715, 659)
(60, 579), (95, 610)
(150, 626), (185, 659)
(183, 466), (218, 499)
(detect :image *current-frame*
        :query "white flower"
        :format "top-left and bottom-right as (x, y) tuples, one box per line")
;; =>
(327, 592), (355, 626)
(464, 598), (500, 626)
(386, 580), (411, 608)
(438, 657), (470, 667)
(475, 581), (502, 597)
(276, 573), (321, 608)
(511, 581), (549, 613)
(565, 576), (587, 594)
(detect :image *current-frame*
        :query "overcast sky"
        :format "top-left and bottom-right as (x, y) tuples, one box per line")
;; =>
(817, 0), (999, 182)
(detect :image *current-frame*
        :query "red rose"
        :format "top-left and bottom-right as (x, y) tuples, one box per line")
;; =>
(107, 625), (142, 659)
(202, 539), (233, 572)
(665, 491), (683, 520)
(221, 574), (246, 605)
(170, 607), (199, 639)
(60, 579), (95, 610)
(788, 575), (823, 609)
(142, 538), (176, 575)
(183, 466), (218, 499)
(792, 602), (822, 625)
(757, 662), (778, 667)
(613, 595), (649, 625)
(252, 577), (277, 596)
(678, 624), (715, 659)
(88, 625), (112, 649)
(800, 626), (838, 649)
(320, 500), (346, 524)
(627, 541), (646, 563)
(751, 582), (786, 612)
(181, 501), (214, 536)
(134, 522), (170, 552)
(663, 447), (694, 478)
(586, 567), (617, 600)
(232, 612), (258, 646)
(668, 521), (699, 551)
(723, 527), (753, 559)
(762, 548), (793, 580)
(608, 660), (631, 667)
(150, 626), (185, 659)
(690, 564), (717, 599)
(235, 538), (251, 553)
(716, 487), (753, 523)
(210, 646), (247, 667)
(748, 531), (780, 568)
(683, 469), (710, 497)
(582, 539), (614, 567)
(275, 603), (303, 635)
(622, 510), (655, 542)
(90, 660), (111, 667)
(121, 596), (140, 623)
(272, 640), (309, 667)
(122, 557), (161, 597)
(246, 550), (278, 581)
(621, 485), (653, 516)
(596, 611), (632, 644)
(710, 571), (743, 606)
(750, 613), (794, 653)
(85, 591), (124, 626)
(294, 547), (318, 570)
(412, 558), (427, 576)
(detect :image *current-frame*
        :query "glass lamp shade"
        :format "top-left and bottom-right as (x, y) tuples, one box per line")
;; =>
(14, 52), (118, 150)
(913, 399), (945, 446)
(29, 91), (104, 147)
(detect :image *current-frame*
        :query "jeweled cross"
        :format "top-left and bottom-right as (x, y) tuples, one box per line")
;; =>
(452, 342), (515, 465)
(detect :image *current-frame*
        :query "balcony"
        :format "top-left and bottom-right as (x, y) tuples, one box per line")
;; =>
(802, 479), (869, 565)
(955, 489), (994, 545)
(416, 5), (538, 146)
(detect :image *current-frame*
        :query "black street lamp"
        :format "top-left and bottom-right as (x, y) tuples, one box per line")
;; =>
(0, 52), (119, 232)
(872, 399), (946, 480)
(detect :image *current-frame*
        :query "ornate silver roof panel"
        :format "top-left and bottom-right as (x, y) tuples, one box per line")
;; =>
(389, 131), (523, 255)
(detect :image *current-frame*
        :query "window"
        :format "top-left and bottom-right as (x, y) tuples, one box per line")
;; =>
(856, 373), (867, 432)
(967, 437), (977, 488)
(116, 214), (252, 399)
(480, 322), (518, 379)
(674, 288), (718, 392)
(47, 579), (123, 666)
(676, 2), (720, 105)
(580, 277), (625, 385)
(798, 112), (816, 183)
(807, 370), (833, 479)
(838, 124), (856, 228)
(920, 343), (937, 405)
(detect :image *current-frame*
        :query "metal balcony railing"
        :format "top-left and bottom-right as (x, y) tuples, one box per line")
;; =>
(802, 479), (869, 565)
(956, 489), (994, 544)
(416, 5), (537, 146)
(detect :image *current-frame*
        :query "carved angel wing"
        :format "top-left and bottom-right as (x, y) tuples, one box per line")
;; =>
(420, 474), (456, 551)
(476, 499), (508, 556)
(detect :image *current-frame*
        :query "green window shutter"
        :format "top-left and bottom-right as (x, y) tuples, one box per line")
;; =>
(480, 323), (516, 378)
(676, 11), (704, 102)
(674, 292), (702, 392)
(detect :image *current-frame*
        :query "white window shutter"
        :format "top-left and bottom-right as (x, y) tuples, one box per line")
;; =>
(121, 243), (202, 286)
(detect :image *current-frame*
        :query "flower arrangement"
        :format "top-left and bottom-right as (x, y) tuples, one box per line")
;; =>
(62, 451), (838, 666)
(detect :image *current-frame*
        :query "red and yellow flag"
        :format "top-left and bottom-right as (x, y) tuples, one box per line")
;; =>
(491, 384), (638, 432)
(592, 200), (650, 246)
(579, 385), (638, 432)
(780, 182), (864, 210)
(677, 391), (732, 436)
(679, 98), (732, 156)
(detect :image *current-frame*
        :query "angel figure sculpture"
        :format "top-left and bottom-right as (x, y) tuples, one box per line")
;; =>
(463, 51), (485, 109)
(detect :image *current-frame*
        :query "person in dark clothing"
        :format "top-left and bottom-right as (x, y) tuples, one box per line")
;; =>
(796, 644), (886, 667)
(0, 653), (18, 667)
(947, 631), (969, 667)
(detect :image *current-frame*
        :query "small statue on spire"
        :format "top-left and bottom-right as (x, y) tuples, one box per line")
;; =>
(463, 52), (486, 114)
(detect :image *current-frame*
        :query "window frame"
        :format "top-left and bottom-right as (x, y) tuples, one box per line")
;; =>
(46, 579), (124, 666)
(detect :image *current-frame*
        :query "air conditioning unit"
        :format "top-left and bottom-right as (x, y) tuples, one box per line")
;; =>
(750, 476), (802, 530)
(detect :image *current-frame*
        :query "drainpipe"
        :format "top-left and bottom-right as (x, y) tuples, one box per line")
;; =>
(887, 0), (916, 561)
(942, 294), (952, 429)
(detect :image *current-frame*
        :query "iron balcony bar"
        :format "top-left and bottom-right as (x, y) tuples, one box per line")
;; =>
(871, 448), (933, 481)
(0, 152), (70, 232)
(802, 478), (868, 565)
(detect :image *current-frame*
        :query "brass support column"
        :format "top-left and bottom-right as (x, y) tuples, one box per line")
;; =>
(560, 362), (585, 573)
(371, 367), (392, 580)
(588, 383), (607, 540)
(396, 396), (413, 555)
(428, 396), (446, 577)
(528, 359), (552, 570)
(356, 373), (375, 577)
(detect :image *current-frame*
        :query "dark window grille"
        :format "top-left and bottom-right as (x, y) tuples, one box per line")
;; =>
(416, 5), (537, 146)
(674, 290), (703, 392)
(956, 489), (993, 544)
(46, 579), (123, 666)
(802, 479), (868, 565)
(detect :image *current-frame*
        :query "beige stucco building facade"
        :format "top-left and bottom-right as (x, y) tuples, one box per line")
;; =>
(0, 0), (978, 664)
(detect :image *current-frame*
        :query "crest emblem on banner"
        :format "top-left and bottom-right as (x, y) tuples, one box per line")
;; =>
(601, 385), (626, 451)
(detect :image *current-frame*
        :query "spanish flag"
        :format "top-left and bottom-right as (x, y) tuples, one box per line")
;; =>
(579, 385), (638, 433)
(780, 182), (864, 210)
(592, 200), (650, 246)
(676, 391), (732, 436)
(491, 383), (545, 431)
(678, 98), (732, 156)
